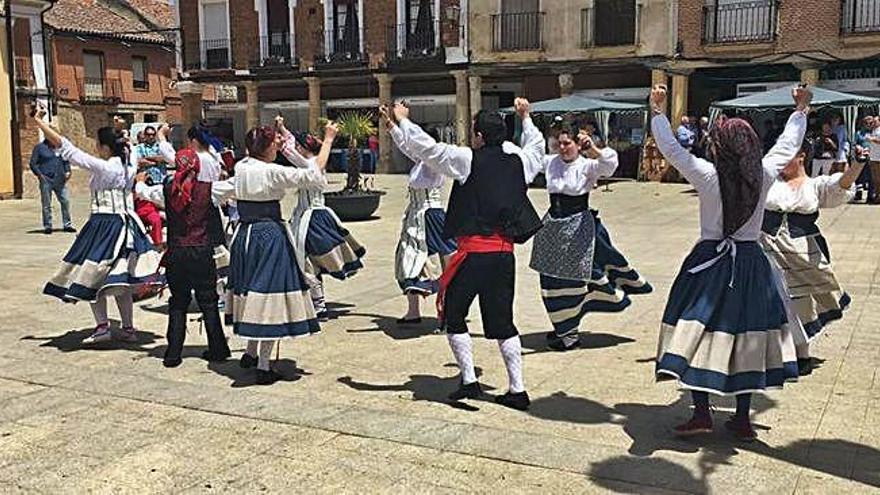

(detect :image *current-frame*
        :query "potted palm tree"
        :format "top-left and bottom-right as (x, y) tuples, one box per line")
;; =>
(323, 111), (385, 221)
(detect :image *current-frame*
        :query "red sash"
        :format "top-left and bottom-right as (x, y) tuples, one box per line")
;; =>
(437, 233), (514, 321)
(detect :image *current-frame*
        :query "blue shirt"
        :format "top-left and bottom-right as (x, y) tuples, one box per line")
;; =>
(29, 141), (70, 187)
(676, 125), (695, 148)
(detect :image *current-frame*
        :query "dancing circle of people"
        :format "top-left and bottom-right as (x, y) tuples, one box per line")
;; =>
(34, 82), (857, 441)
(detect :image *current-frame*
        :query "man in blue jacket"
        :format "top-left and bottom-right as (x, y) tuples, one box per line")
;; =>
(30, 137), (75, 234)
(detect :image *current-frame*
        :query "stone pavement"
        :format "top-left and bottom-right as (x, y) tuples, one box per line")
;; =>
(0, 175), (878, 494)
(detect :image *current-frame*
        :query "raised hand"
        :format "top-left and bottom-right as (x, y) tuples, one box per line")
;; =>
(392, 101), (410, 123)
(31, 102), (47, 120)
(274, 114), (285, 129)
(514, 97), (530, 119)
(650, 84), (667, 114)
(792, 85), (813, 112)
(378, 104), (395, 129)
(324, 121), (339, 141)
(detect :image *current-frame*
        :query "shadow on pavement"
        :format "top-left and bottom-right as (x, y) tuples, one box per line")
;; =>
(588, 455), (709, 494)
(519, 331), (636, 356)
(528, 391), (618, 425)
(337, 365), (491, 411)
(746, 439), (880, 488)
(209, 358), (310, 388)
(346, 312), (442, 340)
(21, 324), (159, 353)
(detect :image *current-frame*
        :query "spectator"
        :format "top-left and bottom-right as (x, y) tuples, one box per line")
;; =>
(694, 116), (710, 158)
(131, 126), (168, 184)
(30, 129), (75, 234)
(811, 122), (838, 176)
(830, 114), (849, 173)
(676, 116), (695, 151)
(853, 116), (873, 201)
(582, 121), (604, 143)
(367, 131), (379, 172)
(867, 116), (880, 204)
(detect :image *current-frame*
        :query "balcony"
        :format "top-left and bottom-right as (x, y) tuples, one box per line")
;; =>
(841, 0), (880, 34)
(250, 33), (297, 69)
(314, 28), (366, 68)
(581, 2), (639, 48)
(184, 39), (232, 71)
(77, 77), (122, 104)
(491, 12), (544, 52)
(14, 56), (36, 88)
(702, 1), (779, 44)
(385, 21), (444, 66)
(133, 79), (150, 91)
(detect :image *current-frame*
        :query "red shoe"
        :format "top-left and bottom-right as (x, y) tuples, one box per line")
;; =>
(673, 413), (713, 437)
(724, 416), (757, 442)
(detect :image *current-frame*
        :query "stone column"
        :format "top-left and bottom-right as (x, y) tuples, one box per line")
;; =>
(452, 70), (470, 145)
(650, 69), (669, 116)
(244, 82), (260, 131)
(671, 72), (690, 126)
(374, 73), (394, 173)
(177, 81), (204, 131)
(468, 74), (482, 118)
(558, 73), (575, 97)
(305, 76), (322, 135)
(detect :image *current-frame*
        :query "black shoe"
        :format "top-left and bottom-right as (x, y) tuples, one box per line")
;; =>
(202, 349), (230, 362)
(855, 190), (864, 202)
(397, 317), (423, 325)
(797, 358), (813, 376)
(163, 357), (183, 368)
(546, 332), (580, 352)
(316, 310), (329, 322)
(495, 391), (531, 411)
(239, 353), (258, 369)
(256, 368), (282, 385)
(63, 226), (77, 233)
(448, 381), (482, 401)
(42, 228), (52, 235)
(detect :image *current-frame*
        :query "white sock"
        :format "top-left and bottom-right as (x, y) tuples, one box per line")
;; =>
(114, 290), (134, 329)
(446, 333), (477, 385)
(258, 341), (275, 371)
(90, 296), (109, 326)
(405, 293), (421, 318)
(498, 336), (525, 394)
(246, 340), (259, 357)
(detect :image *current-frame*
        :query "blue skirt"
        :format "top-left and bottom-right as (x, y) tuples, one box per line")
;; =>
(656, 240), (799, 395)
(228, 221), (320, 340)
(44, 213), (162, 303)
(305, 209), (365, 280)
(399, 208), (457, 294)
(593, 211), (652, 295)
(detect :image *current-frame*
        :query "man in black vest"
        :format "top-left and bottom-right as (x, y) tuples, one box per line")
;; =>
(382, 99), (544, 411)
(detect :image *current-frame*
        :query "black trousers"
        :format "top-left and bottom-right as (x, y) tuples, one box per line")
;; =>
(444, 252), (518, 340)
(164, 246), (230, 362)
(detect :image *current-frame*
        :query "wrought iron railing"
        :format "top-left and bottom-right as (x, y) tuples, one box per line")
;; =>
(702, 0), (778, 44)
(581, 2), (639, 48)
(315, 27), (365, 65)
(184, 38), (232, 71)
(841, 0), (880, 34)
(386, 21), (442, 62)
(78, 77), (122, 104)
(491, 11), (544, 52)
(251, 33), (296, 67)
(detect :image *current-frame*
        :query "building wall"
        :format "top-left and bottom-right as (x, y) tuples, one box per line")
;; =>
(470, 0), (671, 64)
(0, 5), (15, 198)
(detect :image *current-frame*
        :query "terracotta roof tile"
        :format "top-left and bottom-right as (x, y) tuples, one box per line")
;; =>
(45, 0), (174, 44)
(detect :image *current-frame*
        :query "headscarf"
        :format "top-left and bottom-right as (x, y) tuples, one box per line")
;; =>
(169, 149), (201, 214)
(294, 131), (322, 155)
(708, 117), (764, 238)
(245, 125), (277, 158)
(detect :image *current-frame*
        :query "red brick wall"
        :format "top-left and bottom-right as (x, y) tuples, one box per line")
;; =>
(296, 0), (324, 68)
(179, 0), (200, 65)
(364, 0), (397, 67)
(230, 1), (259, 69)
(52, 35), (179, 106)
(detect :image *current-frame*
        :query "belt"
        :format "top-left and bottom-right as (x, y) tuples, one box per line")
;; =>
(549, 193), (589, 218)
(688, 238), (738, 288)
(437, 233), (514, 322)
(237, 200), (282, 224)
(762, 210), (820, 238)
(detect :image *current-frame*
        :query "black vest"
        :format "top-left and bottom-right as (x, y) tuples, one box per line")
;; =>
(443, 146), (542, 243)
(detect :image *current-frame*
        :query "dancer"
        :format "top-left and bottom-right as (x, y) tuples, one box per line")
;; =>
(389, 122), (457, 324)
(275, 116), (365, 319)
(212, 122), (336, 384)
(650, 84), (812, 441)
(526, 126), (652, 351)
(382, 99), (544, 411)
(35, 104), (162, 344)
(761, 137), (863, 375)
(134, 149), (231, 367)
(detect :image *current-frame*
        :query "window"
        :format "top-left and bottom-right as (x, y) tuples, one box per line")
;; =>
(200, 0), (230, 69)
(404, 0), (435, 53)
(702, 0), (778, 44)
(332, 0), (360, 55)
(132, 57), (148, 90)
(592, 0), (636, 47)
(494, 0), (542, 51)
(144, 114), (158, 123)
(83, 51), (105, 100)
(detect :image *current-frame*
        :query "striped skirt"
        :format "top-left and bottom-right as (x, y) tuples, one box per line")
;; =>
(656, 240), (799, 395)
(396, 203), (457, 295)
(760, 227), (850, 342)
(43, 213), (162, 303)
(539, 210), (652, 337)
(293, 207), (365, 280)
(227, 220), (320, 340)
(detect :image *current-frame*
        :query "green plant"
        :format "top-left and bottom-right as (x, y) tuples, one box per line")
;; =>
(335, 111), (377, 192)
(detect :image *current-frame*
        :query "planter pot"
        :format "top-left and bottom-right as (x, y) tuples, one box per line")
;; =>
(324, 190), (385, 221)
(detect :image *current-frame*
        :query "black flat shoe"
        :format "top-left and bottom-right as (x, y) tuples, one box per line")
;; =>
(202, 350), (230, 362)
(797, 358), (813, 376)
(546, 332), (581, 352)
(495, 391), (531, 411)
(162, 358), (182, 368)
(256, 369), (282, 385)
(63, 226), (77, 233)
(397, 317), (423, 325)
(448, 381), (482, 401)
(42, 228), (52, 235)
(239, 353), (258, 369)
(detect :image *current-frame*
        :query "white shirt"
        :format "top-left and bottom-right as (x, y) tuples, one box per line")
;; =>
(59, 138), (136, 192)
(651, 111), (807, 241)
(157, 141), (222, 183)
(389, 125), (445, 190)
(396, 117), (546, 185)
(211, 156), (326, 205)
(765, 173), (854, 214)
(534, 150), (619, 196)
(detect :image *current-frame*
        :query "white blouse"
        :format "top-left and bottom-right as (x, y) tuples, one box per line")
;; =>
(765, 173), (854, 214)
(390, 125), (446, 190)
(59, 138), (135, 192)
(278, 129), (325, 192)
(211, 156), (326, 205)
(651, 111), (807, 241)
(536, 150), (618, 196)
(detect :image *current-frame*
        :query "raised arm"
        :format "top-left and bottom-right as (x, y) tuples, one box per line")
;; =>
(510, 99), (547, 184)
(314, 121), (338, 172)
(276, 120), (314, 169)
(389, 124), (419, 163)
(763, 87), (812, 177)
(266, 162), (327, 191)
(134, 174), (165, 208)
(156, 125), (176, 164)
(32, 101), (119, 176)
(211, 178), (236, 206)
(814, 173), (856, 208)
(389, 102), (473, 183)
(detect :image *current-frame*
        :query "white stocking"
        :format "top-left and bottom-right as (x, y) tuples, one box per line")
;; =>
(90, 296), (109, 326)
(258, 341), (275, 371)
(446, 333), (477, 384)
(498, 336), (525, 393)
(246, 340), (259, 357)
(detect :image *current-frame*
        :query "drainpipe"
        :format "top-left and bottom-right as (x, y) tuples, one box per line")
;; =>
(5, 0), (24, 198)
